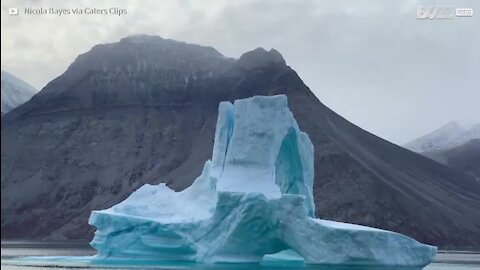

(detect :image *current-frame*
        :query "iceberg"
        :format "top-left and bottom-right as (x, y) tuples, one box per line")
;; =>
(88, 95), (437, 267)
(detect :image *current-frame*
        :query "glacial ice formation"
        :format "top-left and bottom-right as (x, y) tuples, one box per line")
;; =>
(89, 95), (437, 267)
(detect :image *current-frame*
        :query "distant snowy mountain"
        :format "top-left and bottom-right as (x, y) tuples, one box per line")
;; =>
(404, 122), (480, 179)
(1, 70), (37, 114)
(404, 121), (480, 153)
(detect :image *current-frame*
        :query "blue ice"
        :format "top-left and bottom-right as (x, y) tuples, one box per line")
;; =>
(13, 95), (437, 268)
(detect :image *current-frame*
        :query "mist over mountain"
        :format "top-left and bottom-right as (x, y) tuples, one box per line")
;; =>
(1, 70), (37, 114)
(2, 35), (480, 248)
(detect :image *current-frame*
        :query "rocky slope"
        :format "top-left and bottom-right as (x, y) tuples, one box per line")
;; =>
(2, 35), (480, 248)
(424, 139), (480, 181)
(1, 70), (37, 114)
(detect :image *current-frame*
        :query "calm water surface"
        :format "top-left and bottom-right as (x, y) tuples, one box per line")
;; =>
(2, 242), (479, 270)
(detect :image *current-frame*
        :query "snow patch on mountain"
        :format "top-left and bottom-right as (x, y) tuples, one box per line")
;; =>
(404, 121), (480, 153)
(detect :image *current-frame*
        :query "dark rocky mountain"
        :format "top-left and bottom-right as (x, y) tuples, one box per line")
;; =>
(2, 35), (480, 248)
(424, 139), (480, 181)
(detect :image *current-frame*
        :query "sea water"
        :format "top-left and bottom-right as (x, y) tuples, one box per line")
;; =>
(1, 242), (479, 270)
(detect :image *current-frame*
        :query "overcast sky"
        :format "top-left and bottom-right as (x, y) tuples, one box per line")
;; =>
(1, 0), (479, 144)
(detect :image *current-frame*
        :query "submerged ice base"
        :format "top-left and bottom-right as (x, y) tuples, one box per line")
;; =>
(88, 95), (436, 267)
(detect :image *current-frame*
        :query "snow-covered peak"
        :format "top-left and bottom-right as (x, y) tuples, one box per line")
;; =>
(404, 121), (480, 153)
(1, 70), (37, 114)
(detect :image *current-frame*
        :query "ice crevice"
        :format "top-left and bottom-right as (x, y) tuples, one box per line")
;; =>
(88, 95), (437, 267)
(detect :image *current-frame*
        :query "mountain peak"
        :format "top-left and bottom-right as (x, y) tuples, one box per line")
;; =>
(117, 35), (224, 58)
(236, 47), (286, 68)
(35, 35), (232, 99)
(119, 34), (165, 44)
